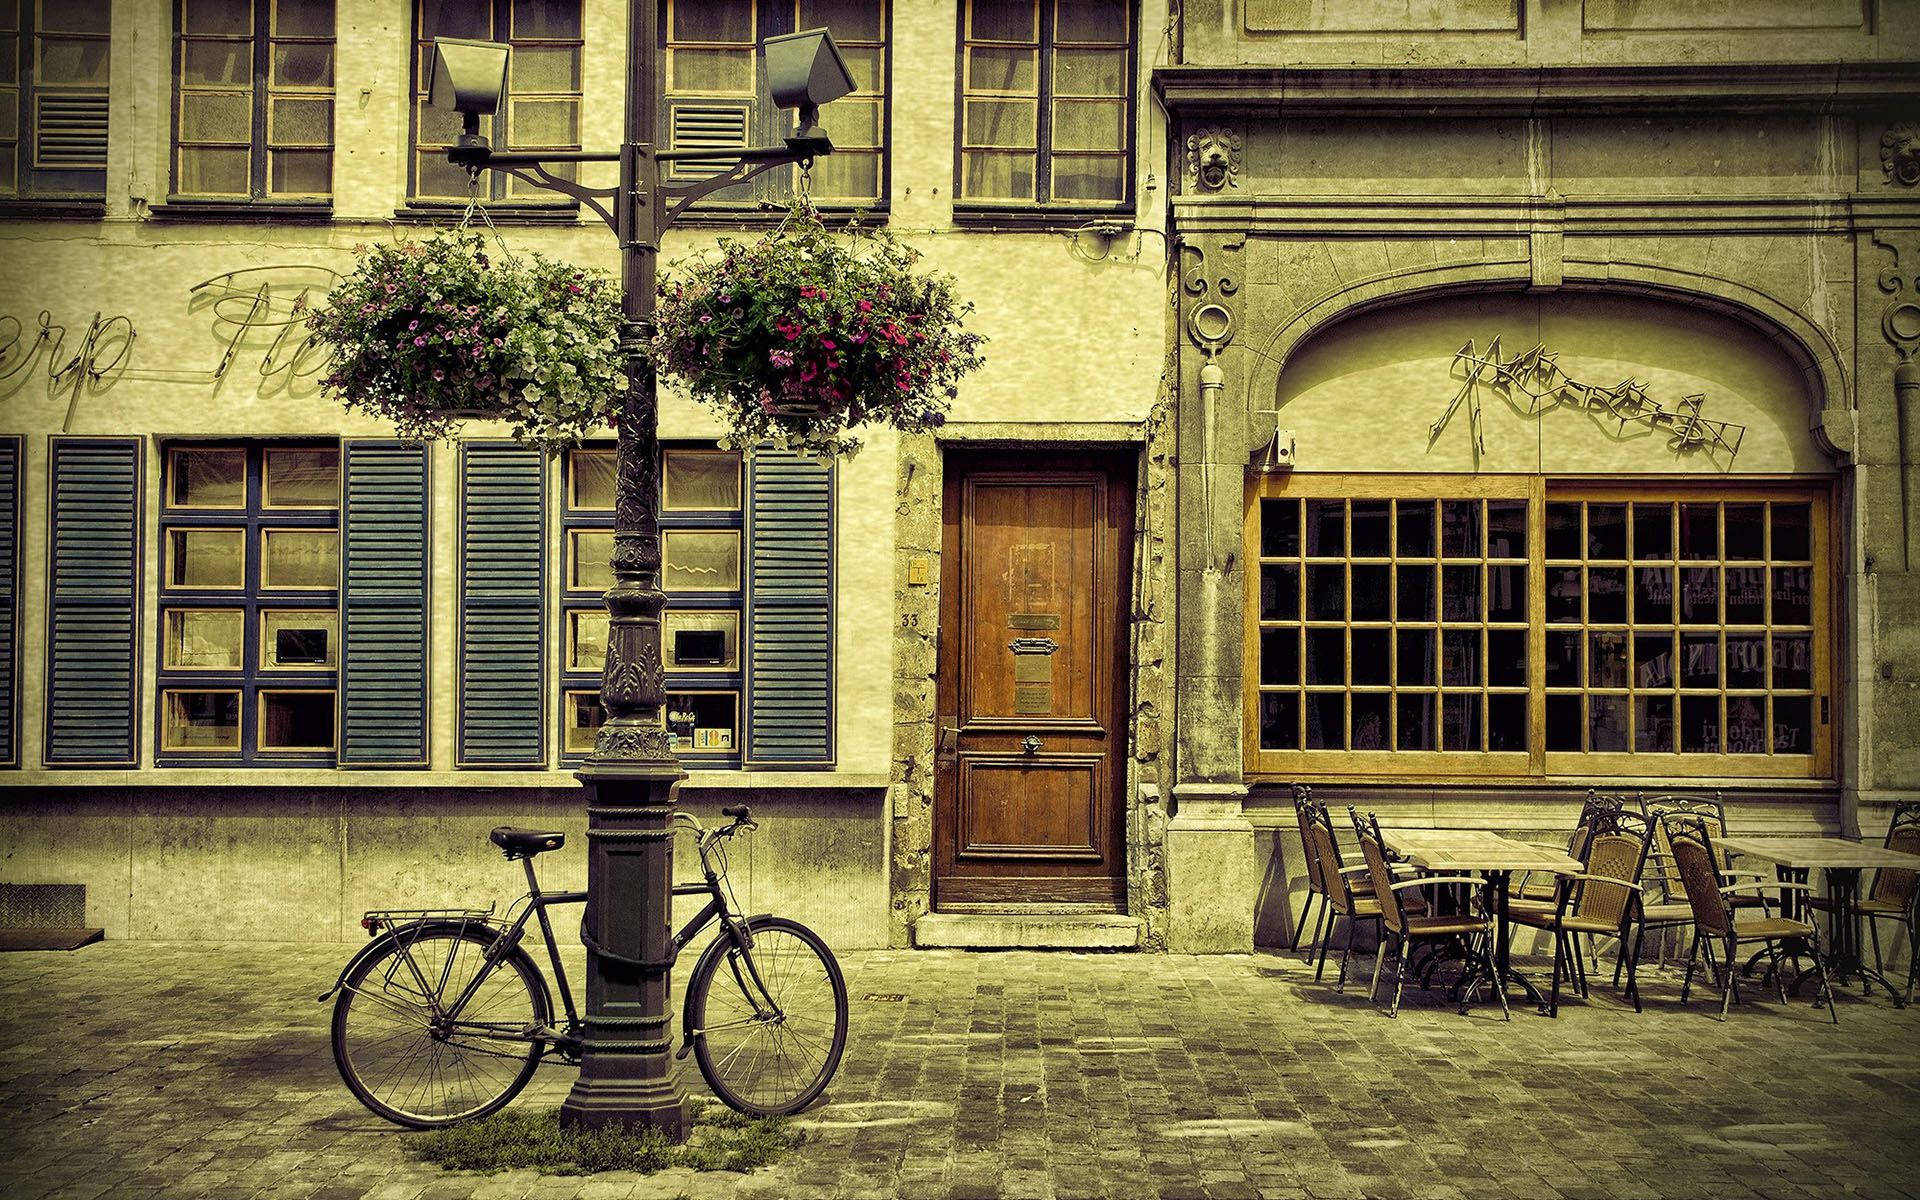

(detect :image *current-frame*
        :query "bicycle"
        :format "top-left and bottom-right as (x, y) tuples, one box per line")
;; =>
(321, 804), (848, 1129)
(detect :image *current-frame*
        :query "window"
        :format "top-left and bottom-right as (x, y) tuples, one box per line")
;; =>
(0, 0), (110, 201)
(158, 443), (340, 762)
(411, 0), (581, 203)
(1245, 476), (1832, 780)
(957, 0), (1130, 209)
(173, 0), (335, 201)
(662, 0), (887, 209)
(560, 445), (745, 764)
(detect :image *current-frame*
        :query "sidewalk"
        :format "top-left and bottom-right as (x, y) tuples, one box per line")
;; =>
(2, 939), (1917, 1200)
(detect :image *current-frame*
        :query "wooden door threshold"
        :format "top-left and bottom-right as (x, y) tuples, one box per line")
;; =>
(912, 911), (1141, 950)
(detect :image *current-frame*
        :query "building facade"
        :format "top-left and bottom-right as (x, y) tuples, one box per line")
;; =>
(3, 1), (1916, 957)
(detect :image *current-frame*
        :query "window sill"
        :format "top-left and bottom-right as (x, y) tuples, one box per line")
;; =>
(0, 198), (106, 221)
(149, 199), (334, 224)
(664, 204), (887, 230)
(950, 205), (1134, 233)
(394, 202), (581, 227)
(6, 767), (889, 790)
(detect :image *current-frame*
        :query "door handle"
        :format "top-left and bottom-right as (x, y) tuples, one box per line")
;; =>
(939, 724), (959, 752)
(1020, 734), (1043, 754)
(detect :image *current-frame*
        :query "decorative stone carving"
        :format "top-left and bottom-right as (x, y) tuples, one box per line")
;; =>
(1874, 231), (1920, 361)
(594, 725), (674, 761)
(1185, 125), (1243, 193)
(1882, 123), (1920, 187)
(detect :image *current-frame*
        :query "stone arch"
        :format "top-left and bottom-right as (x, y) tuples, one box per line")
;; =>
(1237, 258), (1853, 463)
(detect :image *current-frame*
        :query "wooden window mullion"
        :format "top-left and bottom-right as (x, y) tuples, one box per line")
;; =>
(1035, 0), (1052, 204)
(250, 4), (267, 198)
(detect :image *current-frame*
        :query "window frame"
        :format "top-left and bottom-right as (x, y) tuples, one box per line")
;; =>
(1242, 473), (1836, 783)
(155, 440), (341, 766)
(953, 0), (1134, 216)
(170, 0), (336, 206)
(406, 0), (583, 210)
(0, 0), (111, 206)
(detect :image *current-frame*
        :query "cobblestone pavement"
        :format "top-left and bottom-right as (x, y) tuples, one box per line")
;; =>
(3, 940), (1919, 1199)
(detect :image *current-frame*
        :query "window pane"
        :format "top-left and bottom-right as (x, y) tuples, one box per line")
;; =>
(1545, 693), (1581, 751)
(666, 691), (737, 753)
(164, 690), (241, 750)
(1352, 692), (1389, 749)
(271, 43), (334, 88)
(1679, 566), (1717, 623)
(1724, 504), (1765, 560)
(1397, 501), (1434, 557)
(1589, 632), (1627, 688)
(1487, 629), (1525, 688)
(184, 0), (254, 37)
(1635, 694), (1673, 753)
(1634, 566), (1673, 624)
(1486, 564), (1524, 621)
(165, 609), (245, 669)
(1588, 566), (1626, 623)
(261, 529), (338, 588)
(183, 41), (251, 86)
(1725, 566), (1765, 625)
(1545, 502), (1580, 559)
(1439, 564), (1477, 621)
(171, 448), (246, 507)
(803, 0), (882, 39)
(1680, 504), (1717, 559)
(1352, 630), (1389, 688)
(1053, 97), (1127, 150)
(169, 528), (246, 588)
(1442, 693), (1478, 751)
(962, 149), (1033, 199)
(1351, 564), (1389, 621)
(508, 97), (577, 146)
(1260, 628), (1299, 686)
(512, 0), (582, 39)
(565, 690), (605, 752)
(1773, 696), (1812, 754)
(1589, 694), (1628, 752)
(262, 610), (336, 668)
(264, 448), (338, 506)
(270, 149), (329, 193)
(571, 448), (616, 508)
(44, 1), (112, 35)
(1259, 692), (1299, 750)
(669, 47), (753, 92)
(572, 530), (613, 591)
(1261, 499), (1299, 556)
(1488, 693), (1525, 752)
(1054, 0), (1125, 42)
(1259, 564), (1298, 621)
(970, 0), (1037, 42)
(1049, 154), (1124, 201)
(419, 0), (489, 41)
(1440, 500), (1479, 557)
(1544, 631), (1579, 687)
(1634, 633), (1674, 689)
(1442, 629), (1479, 686)
(569, 608), (608, 672)
(1727, 634), (1766, 689)
(968, 45), (1035, 92)
(273, 0), (335, 38)
(1306, 692), (1342, 749)
(1396, 629), (1435, 686)
(1772, 566), (1812, 625)
(1633, 503), (1673, 559)
(1396, 694), (1433, 751)
(1772, 502), (1812, 559)
(270, 97), (332, 144)
(39, 37), (110, 85)
(1545, 566), (1581, 623)
(1395, 564), (1433, 621)
(1305, 629), (1342, 685)
(663, 451), (740, 511)
(1485, 500), (1525, 558)
(1307, 564), (1342, 621)
(1053, 48), (1124, 96)
(509, 45), (579, 91)
(664, 531), (740, 591)
(965, 98), (1035, 147)
(1587, 504), (1626, 559)
(809, 149), (879, 201)
(665, 611), (739, 670)
(1681, 694), (1719, 753)
(415, 150), (470, 198)
(180, 92), (253, 142)
(669, 0), (751, 42)
(1306, 500), (1343, 556)
(178, 146), (251, 195)
(1349, 501), (1389, 557)
(1680, 633), (1718, 687)
(1772, 635), (1812, 690)
(260, 690), (335, 749)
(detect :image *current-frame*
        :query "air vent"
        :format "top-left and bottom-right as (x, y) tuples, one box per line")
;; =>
(666, 101), (750, 183)
(35, 92), (110, 169)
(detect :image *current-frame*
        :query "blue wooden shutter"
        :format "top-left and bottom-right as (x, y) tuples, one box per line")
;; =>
(0, 437), (22, 768)
(45, 437), (141, 766)
(745, 449), (833, 765)
(340, 442), (430, 766)
(458, 444), (545, 765)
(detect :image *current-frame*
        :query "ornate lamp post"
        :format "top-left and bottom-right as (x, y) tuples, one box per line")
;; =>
(428, 2), (855, 1139)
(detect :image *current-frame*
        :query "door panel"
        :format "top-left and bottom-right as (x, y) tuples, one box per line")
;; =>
(935, 450), (1133, 909)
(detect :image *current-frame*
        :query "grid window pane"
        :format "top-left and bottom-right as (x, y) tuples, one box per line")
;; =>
(262, 610), (336, 668)
(570, 448), (616, 509)
(171, 449), (247, 507)
(260, 690), (335, 749)
(185, 0), (254, 37)
(664, 531), (741, 592)
(569, 608), (608, 672)
(969, 45), (1036, 92)
(264, 449), (338, 506)
(663, 450), (741, 511)
(165, 609), (245, 669)
(572, 530), (613, 591)
(261, 529), (338, 588)
(164, 690), (242, 750)
(169, 529), (246, 588)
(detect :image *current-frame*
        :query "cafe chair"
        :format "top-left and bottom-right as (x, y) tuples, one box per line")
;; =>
(1510, 810), (1650, 1016)
(1622, 793), (1772, 989)
(1288, 784), (1334, 954)
(1301, 797), (1385, 991)
(1351, 809), (1508, 1021)
(1512, 790), (1632, 913)
(1664, 812), (1838, 1024)
(1860, 802), (1920, 1005)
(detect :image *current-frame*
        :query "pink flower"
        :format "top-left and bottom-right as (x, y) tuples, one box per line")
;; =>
(414, 336), (426, 347)
(857, 300), (873, 312)
(432, 369), (445, 381)
(769, 350), (794, 368)
(821, 339), (836, 350)
(699, 314), (712, 324)
(408, 320), (419, 331)
(800, 361), (819, 382)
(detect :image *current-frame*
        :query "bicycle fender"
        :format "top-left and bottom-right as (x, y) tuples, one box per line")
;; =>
(676, 913), (776, 1058)
(316, 920), (487, 1002)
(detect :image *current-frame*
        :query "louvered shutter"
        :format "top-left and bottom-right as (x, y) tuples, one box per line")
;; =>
(340, 442), (430, 766)
(0, 438), (20, 768)
(45, 437), (141, 767)
(458, 445), (545, 765)
(666, 100), (751, 182)
(745, 449), (833, 765)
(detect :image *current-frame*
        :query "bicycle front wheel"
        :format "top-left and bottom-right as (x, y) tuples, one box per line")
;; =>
(331, 925), (551, 1128)
(686, 915), (848, 1116)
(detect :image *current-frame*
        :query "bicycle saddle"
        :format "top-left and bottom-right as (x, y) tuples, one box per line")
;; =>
(490, 827), (567, 858)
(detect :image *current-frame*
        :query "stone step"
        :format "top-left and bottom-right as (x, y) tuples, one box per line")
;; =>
(912, 912), (1142, 950)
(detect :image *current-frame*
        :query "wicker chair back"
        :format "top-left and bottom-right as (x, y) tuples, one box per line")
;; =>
(1352, 811), (1407, 937)
(1665, 813), (1732, 936)
(1869, 802), (1920, 908)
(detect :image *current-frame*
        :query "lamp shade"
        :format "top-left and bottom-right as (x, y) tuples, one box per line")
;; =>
(764, 28), (856, 110)
(429, 37), (509, 115)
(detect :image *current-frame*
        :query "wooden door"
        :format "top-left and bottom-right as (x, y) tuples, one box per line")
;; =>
(934, 450), (1134, 908)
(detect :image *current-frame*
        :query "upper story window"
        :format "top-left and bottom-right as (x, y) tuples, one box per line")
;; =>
(0, 0), (110, 201)
(957, 0), (1130, 210)
(157, 443), (341, 765)
(411, 0), (582, 203)
(173, 0), (335, 201)
(662, 0), (887, 210)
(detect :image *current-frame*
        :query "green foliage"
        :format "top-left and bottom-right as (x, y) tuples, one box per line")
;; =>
(301, 230), (626, 452)
(652, 199), (987, 457)
(407, 1101), (806, 1176)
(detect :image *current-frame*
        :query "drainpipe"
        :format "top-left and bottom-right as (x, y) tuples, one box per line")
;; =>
(1896, 358), (1919, 571)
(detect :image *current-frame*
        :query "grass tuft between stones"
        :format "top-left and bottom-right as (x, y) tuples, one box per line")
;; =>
(407, 1101), (805, 1175)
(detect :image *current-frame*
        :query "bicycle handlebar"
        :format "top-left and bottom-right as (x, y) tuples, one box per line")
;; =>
(721, 804), (751, 820)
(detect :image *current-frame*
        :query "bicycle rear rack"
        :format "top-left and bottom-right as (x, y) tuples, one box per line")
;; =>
(358, 903), (496, 937)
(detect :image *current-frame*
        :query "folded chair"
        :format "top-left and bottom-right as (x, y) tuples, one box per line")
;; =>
(1350, 808), (1508, 1020)
(1289, 784), (1330, 953)
(1510, 810), (1650, 1015)
(1301, 797), (1383, 991)
(1860, 802), (1920, 1005)
(1665, 812), (1837, 1024)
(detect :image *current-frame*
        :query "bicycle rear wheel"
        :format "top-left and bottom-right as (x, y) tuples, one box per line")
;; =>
(331, 925), (550, 1128)
(686, 915), (848, 1116)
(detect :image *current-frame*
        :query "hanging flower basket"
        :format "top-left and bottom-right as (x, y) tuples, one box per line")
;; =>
(651, 201), (987, 457)
(301, 229), (625, 452)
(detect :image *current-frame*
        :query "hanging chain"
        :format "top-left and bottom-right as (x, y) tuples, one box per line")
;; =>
(458, 168), (522, 265)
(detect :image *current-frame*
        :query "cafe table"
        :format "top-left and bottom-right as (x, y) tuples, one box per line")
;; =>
(1715, 834), (1920, 1007)
(1380, 828), (1584, 1011)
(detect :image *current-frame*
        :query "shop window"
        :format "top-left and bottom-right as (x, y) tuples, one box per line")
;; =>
(173, 0), (335, 201)
(0, 0), (110, 203)
(409, 0), (581, 203)
(1246, 477), (1831, 780)
(956, 0), (1130, 209)
(157, 442), (340, 763)
(662, 0), (888, 209)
